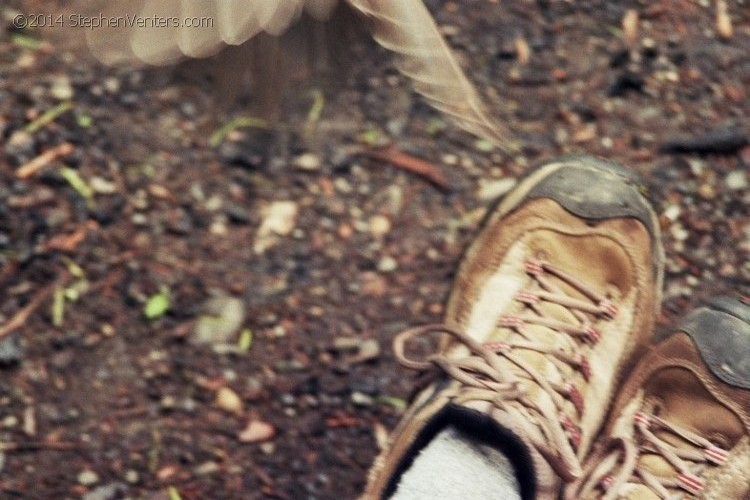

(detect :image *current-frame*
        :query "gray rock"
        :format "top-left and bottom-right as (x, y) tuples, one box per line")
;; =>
(0, 334), (23, 367)
(82, 482), (127, 500)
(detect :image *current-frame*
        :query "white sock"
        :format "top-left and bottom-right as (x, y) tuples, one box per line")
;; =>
(391, 425), (522, 499)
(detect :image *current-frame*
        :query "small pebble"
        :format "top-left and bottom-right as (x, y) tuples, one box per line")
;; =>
(369, 215), (391, 237)
(82, 482), (127, 500)
(293, 153), (322, 171)
(0, 334), (23, 367)
(698, 183), (715, 200)
(192, 295), (246, 346)
(194, 461), (220, 476)
(124, 470), (139, 484)
(377, 256), (398, 272)
(77, 469), (99, 486)
(89, 177), (117, 195)
(50, 76), (74, 100)
(351, 391), (374, 406)
(351, 339), (380, 364)
(725, 170), (747, 191)
(226, 203), (251, 224)
(2, 415), (18, 428)
(254, 201), (299, 254)
(670, 223), (689, 242)
(238, 420), (276, 443)
(334, 178), (353, 194)
(477, 178), (517, 201)
(260, 442), (275, 455)
(103, 77), (120, 94)
(662, 204), (681, 222)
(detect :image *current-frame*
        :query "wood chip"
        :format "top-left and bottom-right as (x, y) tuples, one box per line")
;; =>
(716, 0), (733, 40)
(238, 420), (276, 443)
(622, 9), (639, 48)
(515, 36), (530, 65)
(215, 387), (243, 415)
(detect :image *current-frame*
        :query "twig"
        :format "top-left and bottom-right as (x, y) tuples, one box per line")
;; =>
(15, 142), (75, 179)
(41, 221), (97, 253)
(0, 285), (54, 340)
(659, 126), (748, 155)
(0, 440), (79, 452)
(362, 146), (450, 190)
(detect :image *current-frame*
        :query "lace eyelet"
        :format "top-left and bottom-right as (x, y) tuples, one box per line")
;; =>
(598, 475), (613, 491)
(634, 411), (651, 429)
(583, 325), (601, 344)
(678, 472), (704, 494)
(576, 355), (591, 381)
(704, 444), (729, 465)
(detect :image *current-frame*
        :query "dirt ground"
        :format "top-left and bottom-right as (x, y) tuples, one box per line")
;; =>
(0, 1), (748, 499)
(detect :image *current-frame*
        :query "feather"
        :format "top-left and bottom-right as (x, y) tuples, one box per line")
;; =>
(347, 0), (516, 152)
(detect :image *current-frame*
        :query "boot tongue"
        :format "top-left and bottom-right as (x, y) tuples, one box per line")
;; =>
(461, 400), (563, 498)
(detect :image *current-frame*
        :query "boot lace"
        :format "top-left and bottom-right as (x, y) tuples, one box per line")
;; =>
(567, 407), (730, 499)
(393, 258), (619, 481)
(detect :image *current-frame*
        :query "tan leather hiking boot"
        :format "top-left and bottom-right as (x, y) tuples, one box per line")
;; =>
(363, 156), (664, 499)
(566, 295), (750, 500)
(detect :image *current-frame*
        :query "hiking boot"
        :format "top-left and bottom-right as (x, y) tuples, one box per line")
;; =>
(566, 295), (750, 500)
(363, 155), (664, 499)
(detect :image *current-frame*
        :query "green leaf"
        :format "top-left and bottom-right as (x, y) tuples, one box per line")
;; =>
(474, 139), (495, 152)
(167, 486), (182, 500)
(10, 33), (43, 51)
(144, 288), (170, 320)
(238, 329), (253, 352)
(76, 114), (93, 128)
(52, 287), (65, 327)
(23, 101), (73, 133)
(376, 395), (407, 410)
(60, 167), (94, 202)
(61, 257), (86, 278)
(359, 127), (382, 146)
(208, 116), (271, 147)
(306, 89), (325, 125)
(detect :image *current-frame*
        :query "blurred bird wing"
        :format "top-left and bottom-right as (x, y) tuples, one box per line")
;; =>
(79, 0), (515, 150)
(85, 0), (313, 64)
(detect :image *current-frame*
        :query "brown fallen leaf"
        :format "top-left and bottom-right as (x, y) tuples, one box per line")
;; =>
(363, 146), (450, 190)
